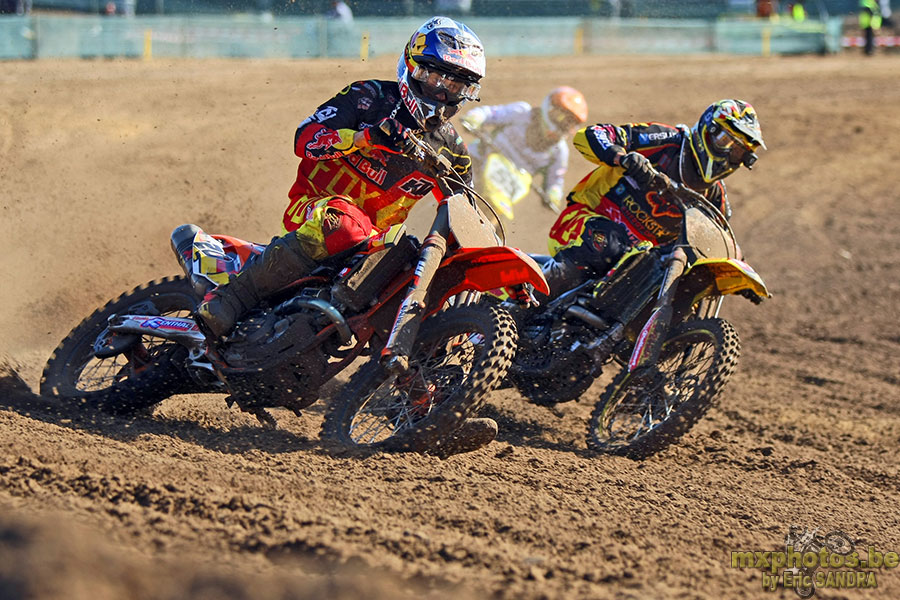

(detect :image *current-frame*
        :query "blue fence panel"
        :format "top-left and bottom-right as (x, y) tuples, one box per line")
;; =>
(0, 14), (848, 60)
(34, 15), (144, 57)
(714, 19), (835, 55)
(0, 16), (35, 58)
(468, 17), (583, 56)
(585, 18), (712, 54)
(25, 0), (889, 17)
(354, 17), (421, 58)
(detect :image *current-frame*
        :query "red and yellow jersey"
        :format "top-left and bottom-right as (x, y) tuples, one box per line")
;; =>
(285, 79), (472, 233)
(563, 122), (728, 246)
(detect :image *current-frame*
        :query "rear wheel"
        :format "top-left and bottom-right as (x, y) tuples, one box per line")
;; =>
(511, 336), (596, 406)
(322, 304), (517, 455)
(588, 318), (739, 459)
(40, 276), (200, 415)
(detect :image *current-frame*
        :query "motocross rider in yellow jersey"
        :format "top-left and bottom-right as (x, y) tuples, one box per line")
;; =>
(540, 99), (766, 300)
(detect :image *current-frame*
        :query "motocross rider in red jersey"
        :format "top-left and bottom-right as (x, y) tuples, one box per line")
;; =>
(197, 17), (497, 452)
(540, 99), (766, 299)
(199, 16), (484, 337)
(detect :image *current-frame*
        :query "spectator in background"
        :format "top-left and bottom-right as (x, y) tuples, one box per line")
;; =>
(756, 0), (777, 18)
(328, 0), (353, 23)
(860, 0), (883, 55)
(788, 0), (806, 21)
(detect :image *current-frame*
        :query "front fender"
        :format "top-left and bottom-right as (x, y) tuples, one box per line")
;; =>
(684, 258), (770, 300)
(425, 246), (549, 312)
(445, 246), (549, 295)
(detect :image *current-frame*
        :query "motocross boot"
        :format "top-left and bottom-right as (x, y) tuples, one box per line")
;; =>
(197, 231), (317, 339)
(435, 417), (499, 458)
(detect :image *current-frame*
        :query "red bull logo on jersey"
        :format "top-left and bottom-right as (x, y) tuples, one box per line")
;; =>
(307, 128), (342, 151)
(346, 153), (387, 186)
(398, 81), (419, 120)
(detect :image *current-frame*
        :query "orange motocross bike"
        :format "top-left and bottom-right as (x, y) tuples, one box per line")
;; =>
(499, 168), (769, 458)
(41, 130), (547, 455)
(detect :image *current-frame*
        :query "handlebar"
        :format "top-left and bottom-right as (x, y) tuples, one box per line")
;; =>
(402, 129), (507, 244)
(645, 167), (733, 235)
(401, 129), (456, 178)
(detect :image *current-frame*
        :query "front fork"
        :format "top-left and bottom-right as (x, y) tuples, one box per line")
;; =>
(627, 247), (688, 374)
(380, 206), (450, 374)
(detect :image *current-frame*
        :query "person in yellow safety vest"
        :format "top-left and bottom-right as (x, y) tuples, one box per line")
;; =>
(860, 0), (883, 55)
(789, 1), (806, 21)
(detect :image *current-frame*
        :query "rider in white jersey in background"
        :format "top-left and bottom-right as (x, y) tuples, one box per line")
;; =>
(461, 86), (588, 212)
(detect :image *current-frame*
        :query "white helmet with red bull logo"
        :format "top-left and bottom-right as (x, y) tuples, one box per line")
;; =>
(397, 16), (486, 132)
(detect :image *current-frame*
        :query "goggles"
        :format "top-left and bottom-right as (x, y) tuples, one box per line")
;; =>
(709, 127), (757, 167)
(411, 64), (481, 105)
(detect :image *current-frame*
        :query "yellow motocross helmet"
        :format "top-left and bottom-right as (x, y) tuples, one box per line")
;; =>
(688, 99), (766, 184)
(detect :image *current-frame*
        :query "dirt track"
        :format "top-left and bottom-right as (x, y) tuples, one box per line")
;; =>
(2, 53), (900, 599)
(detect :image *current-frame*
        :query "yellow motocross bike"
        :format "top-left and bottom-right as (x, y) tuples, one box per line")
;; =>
(502, 169), (769, 458)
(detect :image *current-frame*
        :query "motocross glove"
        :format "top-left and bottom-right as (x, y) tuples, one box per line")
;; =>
(363, 118), (407, 154)
(619, 152), (656, 189)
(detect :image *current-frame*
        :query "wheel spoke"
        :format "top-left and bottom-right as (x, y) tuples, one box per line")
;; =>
(71, 308), (191, 393)
(342, 308), (505, 446)
(596, 326), (727, 453)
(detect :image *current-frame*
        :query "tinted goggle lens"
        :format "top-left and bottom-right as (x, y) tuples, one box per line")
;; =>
(411, 65), (480, 104)
(710, 128), (752, 163)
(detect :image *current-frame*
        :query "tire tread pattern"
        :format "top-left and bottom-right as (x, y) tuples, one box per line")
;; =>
(587, 317), (740, 459)
(322, 304), (517, 455)
(40, 276), (198, 415)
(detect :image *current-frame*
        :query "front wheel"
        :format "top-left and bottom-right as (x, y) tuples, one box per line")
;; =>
(322, 304), (517, 455)
(588, 318), (740, 459)
(40, 276), (200, 415)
